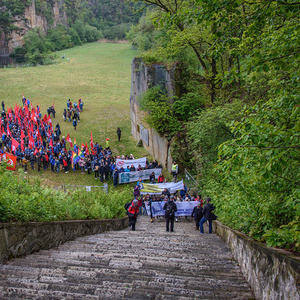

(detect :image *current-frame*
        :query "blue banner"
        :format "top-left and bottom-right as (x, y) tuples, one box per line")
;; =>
(145, 201), (199, 217)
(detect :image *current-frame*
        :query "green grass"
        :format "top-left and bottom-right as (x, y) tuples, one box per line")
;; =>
(0, 42), (149, 186)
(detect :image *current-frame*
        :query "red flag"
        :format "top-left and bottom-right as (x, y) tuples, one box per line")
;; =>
(0, 153), (17, 171)
(24, 105), (29, 117)
(85, 143), (89, 155)
(29, 136), (35, 149)
(49, 139), (53, 148)
(90, 131), (94, 149)
(11, 137), (19, 152)
(6, 124), (11, 136)
(20, 130), (25, 151)
(66, 134), (73, 148)
(34, 148), (39, 155)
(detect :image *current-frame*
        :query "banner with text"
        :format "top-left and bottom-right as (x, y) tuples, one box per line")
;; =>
(140, 180), (184, 195)
(0, 153), (17, 171)
(119, 168), (162, 184)
(146, 201), (198, 217)
(116, 157), (147, 170)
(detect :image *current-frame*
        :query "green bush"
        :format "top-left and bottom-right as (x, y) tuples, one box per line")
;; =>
(0, 167), (131, 223)
(68, 27), (82, 46)
(47, 25), (73, 51)
(139, 86), (181, 137)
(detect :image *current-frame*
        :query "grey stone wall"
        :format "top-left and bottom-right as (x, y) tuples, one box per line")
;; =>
(213, 221), (300, 300)
(130, 57), (177, 172)
(0, 217), (128, 263)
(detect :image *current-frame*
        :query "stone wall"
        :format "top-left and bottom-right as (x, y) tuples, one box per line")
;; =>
(130, 57), (177, 172)
(213, 221), (300, 300)
(0, 217), (128, 263)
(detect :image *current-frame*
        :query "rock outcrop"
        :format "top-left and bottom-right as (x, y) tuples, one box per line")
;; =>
(130, 58), (178, 171)
(1, 0), (68, 54)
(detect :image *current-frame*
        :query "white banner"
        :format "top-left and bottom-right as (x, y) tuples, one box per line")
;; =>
(116, 157), (147, 170)
(119, 168), (162, 184)
(146, 201), (199, 217)
(140, 180), (184, 195)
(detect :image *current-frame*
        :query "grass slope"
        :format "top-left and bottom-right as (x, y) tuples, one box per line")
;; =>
(0, 42), (148, 186)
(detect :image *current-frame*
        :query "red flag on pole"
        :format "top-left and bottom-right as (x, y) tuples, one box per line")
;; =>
(20, 130), (25, 151)
(6, 124), (11, 136)
(11, 137), (19, 152)
(90, 131), (94, 149)
(29, 136), (35, 149)
(66, 134), (73, 148)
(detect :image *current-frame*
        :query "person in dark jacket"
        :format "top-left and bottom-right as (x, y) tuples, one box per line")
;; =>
(117, 127), (121, 141)
(149, 171), (155, 184)
(199, 197), (216, 234)
(192, 202), (203, 230)
(163, 196), (177, 232)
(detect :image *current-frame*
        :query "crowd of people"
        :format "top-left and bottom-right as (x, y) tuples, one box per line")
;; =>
(125, 184), (216, 234)
(63, 98), (83, 130)
(0, 97), (163, 186)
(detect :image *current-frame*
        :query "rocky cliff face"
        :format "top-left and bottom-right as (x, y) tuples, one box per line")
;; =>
(130, 58), (178, 172)
(1, 0), (67, 54)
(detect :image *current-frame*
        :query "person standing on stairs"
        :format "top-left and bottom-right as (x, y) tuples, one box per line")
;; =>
(126, 199), (140, 231)
(200, 197), (217, 234)
(163, 195), (177, 232)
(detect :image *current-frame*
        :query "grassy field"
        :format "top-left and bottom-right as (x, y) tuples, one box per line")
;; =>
(0, 42), (149, 187)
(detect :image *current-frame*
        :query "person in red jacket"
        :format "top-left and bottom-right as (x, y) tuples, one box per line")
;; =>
(127, 199), (140, 231)
(158, 173), (165, 183)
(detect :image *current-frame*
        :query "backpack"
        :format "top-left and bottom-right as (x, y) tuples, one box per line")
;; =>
(124, 201), (131, 211)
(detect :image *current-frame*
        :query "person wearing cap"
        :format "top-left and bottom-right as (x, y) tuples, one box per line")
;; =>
(163, 195), (177, 232)
(127, 199), (140, 231)
(200, 197), (216, 234)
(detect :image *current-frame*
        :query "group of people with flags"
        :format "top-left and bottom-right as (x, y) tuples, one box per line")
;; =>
(0, 97), (160, 185)
(0, 97), (107, 175)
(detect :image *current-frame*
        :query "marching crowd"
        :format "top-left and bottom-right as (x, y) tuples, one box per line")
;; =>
(126, 185), (217, 233)
(125, 176), (217, 233)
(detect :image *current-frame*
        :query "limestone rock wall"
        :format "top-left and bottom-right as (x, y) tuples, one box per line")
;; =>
(213, 221), (300, 300)
(130, 57), (177, 172)
(1, 0), (68, 54)
(0, 217), (128, 263)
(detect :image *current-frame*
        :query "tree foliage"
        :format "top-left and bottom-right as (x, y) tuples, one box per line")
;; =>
(132, 0), (300, 251)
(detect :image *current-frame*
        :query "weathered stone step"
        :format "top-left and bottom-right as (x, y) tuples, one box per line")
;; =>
(0, 217), (254, 299)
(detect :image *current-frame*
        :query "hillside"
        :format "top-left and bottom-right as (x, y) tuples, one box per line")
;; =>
(0, 0), (142, 54)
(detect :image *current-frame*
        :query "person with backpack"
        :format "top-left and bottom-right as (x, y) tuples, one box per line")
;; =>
(191, 202), (203, 230)
(163, 195), (177, 232)
(199, 197), (217, 234)
(125, 199), (140, 231)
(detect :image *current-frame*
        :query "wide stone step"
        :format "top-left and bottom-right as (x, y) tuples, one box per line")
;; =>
(0, 217), (254, 299)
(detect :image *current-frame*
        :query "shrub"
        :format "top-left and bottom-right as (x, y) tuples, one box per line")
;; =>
(0, 167), (131, 223)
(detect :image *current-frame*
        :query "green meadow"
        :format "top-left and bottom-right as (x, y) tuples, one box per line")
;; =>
(0, 42), (148, 186)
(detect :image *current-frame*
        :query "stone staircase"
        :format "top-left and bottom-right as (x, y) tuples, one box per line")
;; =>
(0, 217), (254, 299)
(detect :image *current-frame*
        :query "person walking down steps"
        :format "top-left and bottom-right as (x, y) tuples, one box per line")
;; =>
(125, 199), (140, 231)
(200, 197), (217, 234)
(163, 195), (177, 232)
